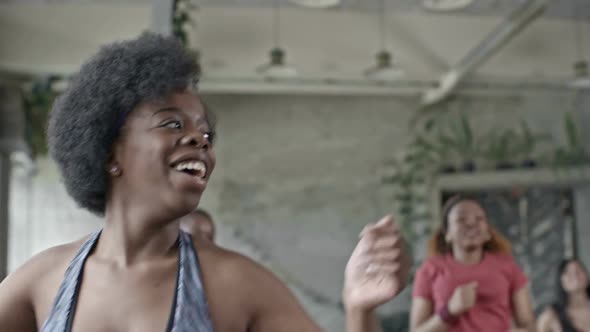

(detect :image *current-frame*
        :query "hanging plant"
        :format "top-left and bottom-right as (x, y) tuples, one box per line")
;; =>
(22, 76), (61, 156)
(172, 0), (197, 46)
(172, 0), (201, 75)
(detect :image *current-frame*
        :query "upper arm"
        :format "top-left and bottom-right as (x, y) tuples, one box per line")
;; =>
(410, 297), (434, 330)
(247, 266), (321, 332)
(0, 263), (40, 331)
(537, 307), (562, 332)
(507, 258), (534, 328)
(511, 286), (534, 328)
(410, 261), (436, 330)
(0, 241), (78, 332)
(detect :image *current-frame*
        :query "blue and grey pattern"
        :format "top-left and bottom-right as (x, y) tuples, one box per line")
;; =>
(41, 230), (214, 332)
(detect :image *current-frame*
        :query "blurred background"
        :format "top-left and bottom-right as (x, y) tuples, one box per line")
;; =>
(1, 0), (590, 331)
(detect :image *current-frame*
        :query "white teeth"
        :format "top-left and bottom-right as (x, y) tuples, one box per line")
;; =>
(174, 160), (207, 178)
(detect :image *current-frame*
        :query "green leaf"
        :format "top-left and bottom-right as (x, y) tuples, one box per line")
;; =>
(564, 113), (579, 149)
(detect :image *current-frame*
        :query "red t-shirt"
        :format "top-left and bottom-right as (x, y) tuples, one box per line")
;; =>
(412, 253), (528, 332)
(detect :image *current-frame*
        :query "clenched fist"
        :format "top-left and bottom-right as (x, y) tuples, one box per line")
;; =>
(343, 215), (411, 312)
(448, 281), (478, 315)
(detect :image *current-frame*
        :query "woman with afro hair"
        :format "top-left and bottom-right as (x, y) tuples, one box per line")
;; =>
(0, 33), (410, 332)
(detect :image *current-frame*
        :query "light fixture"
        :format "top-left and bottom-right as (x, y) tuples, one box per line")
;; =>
(288, 0), (340, 9)
(422, 0), (473, 11)
(568, 0), (590, 89)
(257, 0), (298, 78)
(364, 0), (404, 82)
(364, 50), (404, 81)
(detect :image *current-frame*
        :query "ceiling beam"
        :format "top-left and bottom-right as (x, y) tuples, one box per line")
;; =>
(421, 0), (552, 106)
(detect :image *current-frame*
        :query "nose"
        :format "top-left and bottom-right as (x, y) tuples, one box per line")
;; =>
(180, 131), (210, 151)
(464, 217), (477, 226)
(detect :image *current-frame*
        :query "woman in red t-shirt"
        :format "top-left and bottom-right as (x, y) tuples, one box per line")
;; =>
(410, 195), (535, 332)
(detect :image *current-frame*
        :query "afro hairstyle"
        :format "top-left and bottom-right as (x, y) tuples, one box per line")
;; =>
(47, 32), (204, 215)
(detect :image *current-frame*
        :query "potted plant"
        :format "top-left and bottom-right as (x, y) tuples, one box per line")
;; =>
(406, 134), (456, 174)
(553, 112), (590, 167)
(514, 120), (551, 168)
(483, 129), (519, 170)
(437, 113), (479, 172)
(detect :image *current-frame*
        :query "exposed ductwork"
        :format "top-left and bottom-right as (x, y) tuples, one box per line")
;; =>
(422, 0), (552, 106)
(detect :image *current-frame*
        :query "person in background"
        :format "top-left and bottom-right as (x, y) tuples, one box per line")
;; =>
(410, 194), (535, 332)
(537, 258), (590, 332)
(180, 208), (215, 242)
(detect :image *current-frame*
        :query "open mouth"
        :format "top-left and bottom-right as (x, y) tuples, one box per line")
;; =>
(172, 160), (207, 180)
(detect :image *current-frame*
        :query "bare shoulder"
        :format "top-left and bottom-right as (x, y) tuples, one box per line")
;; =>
(194, 239), (284, 293)
(2, 236), (85, 291)
(0, 235), (89, 331)
(194, 239), (320, 331)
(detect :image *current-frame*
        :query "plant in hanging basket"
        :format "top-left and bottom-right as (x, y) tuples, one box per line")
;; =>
(22, 76), (60, 156)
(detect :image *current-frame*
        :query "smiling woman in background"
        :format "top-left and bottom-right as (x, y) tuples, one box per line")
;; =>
(537, 258), (590, 332)
(410, 195), (535, 332)
(0, 33), (409, 332)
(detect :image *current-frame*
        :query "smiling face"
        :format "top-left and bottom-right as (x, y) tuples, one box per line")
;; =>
(445, 200), (491, 251)
(561, 260), (589, 294)
(108, 89), (216, 220)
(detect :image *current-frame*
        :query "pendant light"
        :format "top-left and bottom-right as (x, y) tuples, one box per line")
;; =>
(364, 0), (404, 82)
(257, 0), (298, 78)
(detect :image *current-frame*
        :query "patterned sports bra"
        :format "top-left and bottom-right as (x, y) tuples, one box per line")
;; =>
(41, 230), (214, 332)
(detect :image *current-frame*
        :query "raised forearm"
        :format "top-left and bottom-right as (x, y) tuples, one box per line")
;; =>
(345, 308), (383, 332)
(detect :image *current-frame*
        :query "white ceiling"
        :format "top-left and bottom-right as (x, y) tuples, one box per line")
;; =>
(0, 0), (589, 92)
(0, 0), (589, 18)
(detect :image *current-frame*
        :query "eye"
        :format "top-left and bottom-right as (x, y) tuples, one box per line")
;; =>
(162, 120), (182, 129)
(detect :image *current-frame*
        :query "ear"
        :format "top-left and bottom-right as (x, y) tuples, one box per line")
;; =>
(108, 164), (122, 177)
(106, 152), (123, 177)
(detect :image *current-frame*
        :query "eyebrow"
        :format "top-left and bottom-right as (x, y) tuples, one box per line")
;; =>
(153, 107), (182, 117)
(153, 106), (210, 127)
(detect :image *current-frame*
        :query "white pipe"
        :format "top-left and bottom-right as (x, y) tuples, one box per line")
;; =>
(422, 0), (551, 106)
(151, 0), (174, 36)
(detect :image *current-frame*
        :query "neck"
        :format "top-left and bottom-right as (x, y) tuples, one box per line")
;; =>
(568, 290), (590, 308)
(97, 197), (183, 267)
(452, 245), (483, 265)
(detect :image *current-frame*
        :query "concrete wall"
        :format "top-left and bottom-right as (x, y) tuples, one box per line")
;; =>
(7, 90), (590, 330)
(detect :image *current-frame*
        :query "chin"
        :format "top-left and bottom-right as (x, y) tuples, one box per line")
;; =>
(462, 242), (484, 252)
(163, 194), (202, 218)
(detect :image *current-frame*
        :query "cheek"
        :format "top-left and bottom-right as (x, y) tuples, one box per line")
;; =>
(123, 136), (169, 173)
(446, 227), (459, 241)
(563, 276), (576, 289)
(480, 222), (490, 234)
(207, 150), (217, 173)
(579, 272), (589, 285)
(209, 150), (217, 167)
